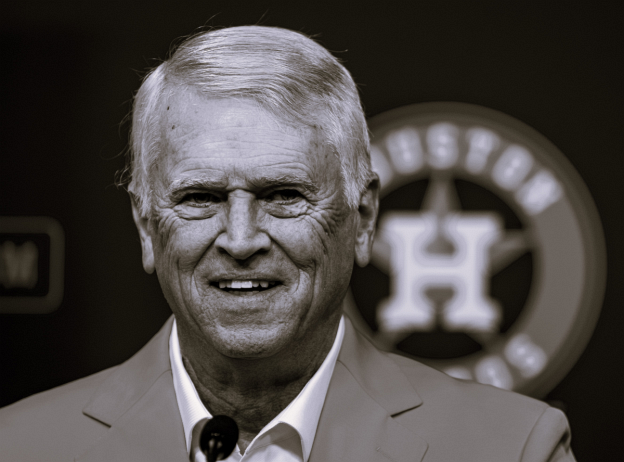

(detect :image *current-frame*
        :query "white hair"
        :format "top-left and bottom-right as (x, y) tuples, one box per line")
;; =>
(122, 25), (372, 216)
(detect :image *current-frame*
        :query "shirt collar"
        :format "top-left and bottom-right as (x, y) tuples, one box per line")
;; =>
(169, 316), (345, 462)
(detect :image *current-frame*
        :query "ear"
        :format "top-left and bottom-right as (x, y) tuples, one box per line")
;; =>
(131, 195), (155, 274)
(354, 174), (380, 268)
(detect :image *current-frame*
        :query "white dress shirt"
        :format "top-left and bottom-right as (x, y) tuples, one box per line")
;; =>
(169, 317), (345, 462)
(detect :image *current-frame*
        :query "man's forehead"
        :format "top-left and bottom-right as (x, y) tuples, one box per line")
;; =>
(152, 89), (339, 194)
(160, 93), (325, 152)
(161, 87), (314, 132)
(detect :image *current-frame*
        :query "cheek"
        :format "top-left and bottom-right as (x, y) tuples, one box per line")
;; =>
(319, 215), (357, 281)
(267, 217), (323, 270)
(153, 214), (219, 272)
(267, 213), (354, 277)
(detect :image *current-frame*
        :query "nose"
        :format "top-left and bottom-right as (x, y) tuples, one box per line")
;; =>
(214, 192), (271, 261)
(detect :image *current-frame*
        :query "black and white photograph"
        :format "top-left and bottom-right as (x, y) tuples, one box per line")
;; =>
(1, 2), (622, 461)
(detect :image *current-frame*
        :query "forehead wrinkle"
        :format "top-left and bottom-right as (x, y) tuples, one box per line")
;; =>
(163, 132), (318, 167)
(164, 98), (314, 142)
(190, 129), (318, 156)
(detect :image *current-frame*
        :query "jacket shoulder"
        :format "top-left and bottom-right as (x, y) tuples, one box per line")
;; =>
(387, 353), (574, 461)
(0, 367), (116, 461)
(389, 351), (547, 413)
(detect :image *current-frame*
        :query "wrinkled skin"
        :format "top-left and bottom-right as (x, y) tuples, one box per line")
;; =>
(132, 89), (379, 450)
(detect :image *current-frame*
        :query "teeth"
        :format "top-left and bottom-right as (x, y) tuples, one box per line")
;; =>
(218, 280), (275, 290)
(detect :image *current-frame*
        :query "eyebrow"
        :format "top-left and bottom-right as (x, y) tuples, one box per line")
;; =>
(248, 174), (319, 193)
(166, 176), (228, 196)
(166, 173), (319, 196)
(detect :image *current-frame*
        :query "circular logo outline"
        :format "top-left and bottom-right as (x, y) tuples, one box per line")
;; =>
(345, 102), (606, 398)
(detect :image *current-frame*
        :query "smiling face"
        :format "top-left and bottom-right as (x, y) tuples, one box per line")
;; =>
(133, 89), (377, 359)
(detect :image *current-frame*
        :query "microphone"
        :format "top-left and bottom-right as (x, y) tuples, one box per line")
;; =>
(199, 415), (239, 462)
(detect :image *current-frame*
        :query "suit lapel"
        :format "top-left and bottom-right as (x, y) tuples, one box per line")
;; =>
(77, 316), (187, 461)
(76, 315), (428, 461)
(310, 317), (428, 462)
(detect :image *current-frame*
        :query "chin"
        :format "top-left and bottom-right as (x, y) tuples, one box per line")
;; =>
(211, 322), (295, 359)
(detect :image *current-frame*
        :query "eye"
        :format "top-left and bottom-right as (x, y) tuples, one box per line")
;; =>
(182, 192), (222, 207)
(266, 189), (303, 203)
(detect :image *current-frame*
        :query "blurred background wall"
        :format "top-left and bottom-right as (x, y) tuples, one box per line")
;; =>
(1, 1), (622, 460)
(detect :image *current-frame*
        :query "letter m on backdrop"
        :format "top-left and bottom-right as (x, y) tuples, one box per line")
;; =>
(0, 241), (39, 289)
(0, 216), (64, 314)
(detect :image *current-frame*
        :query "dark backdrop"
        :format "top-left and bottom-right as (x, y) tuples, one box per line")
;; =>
(1, 2), (622, 460)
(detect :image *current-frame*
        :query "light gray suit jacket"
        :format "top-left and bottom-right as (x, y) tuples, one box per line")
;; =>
(0, 316), (575, 461)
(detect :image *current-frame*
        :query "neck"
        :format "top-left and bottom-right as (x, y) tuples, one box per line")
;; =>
(178, 314), (341, 453)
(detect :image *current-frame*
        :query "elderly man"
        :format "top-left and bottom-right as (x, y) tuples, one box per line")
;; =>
(1, 26), (575, 461)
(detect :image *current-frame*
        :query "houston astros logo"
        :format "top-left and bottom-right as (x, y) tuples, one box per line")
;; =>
(345, 102), (606, 397)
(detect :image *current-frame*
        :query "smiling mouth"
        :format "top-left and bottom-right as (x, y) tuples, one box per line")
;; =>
(211, 280), (280, 295)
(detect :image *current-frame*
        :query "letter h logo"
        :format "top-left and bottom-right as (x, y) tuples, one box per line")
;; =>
(377, 211), (503, 334)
